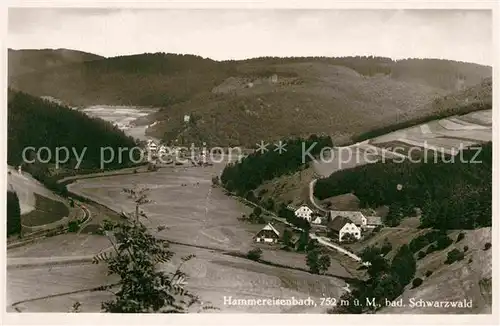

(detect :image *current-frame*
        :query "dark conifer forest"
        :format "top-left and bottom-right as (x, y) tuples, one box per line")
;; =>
(314, 142), (492, 230)
(8, 89), (140, 177)
(220, 135), (333, 196)
(7, 190), (21, 236)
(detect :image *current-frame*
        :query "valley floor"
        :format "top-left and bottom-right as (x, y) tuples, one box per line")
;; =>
(7, 162), (350, 313)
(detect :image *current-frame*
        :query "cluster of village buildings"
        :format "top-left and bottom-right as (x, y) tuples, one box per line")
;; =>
(254, 204), (383, 244)
(145, 139), (210, 166)
(145, 139), (168, 156)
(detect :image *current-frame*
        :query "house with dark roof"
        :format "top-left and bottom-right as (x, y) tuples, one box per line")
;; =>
(365, 216), (383, 228)
(254, 223), (281, 244)
(330, 210), (366, 227)
(328, 216), (361, 243)
(329, 210), (384, 229)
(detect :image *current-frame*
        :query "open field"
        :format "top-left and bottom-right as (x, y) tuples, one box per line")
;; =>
(311, 147), (378, 178)
(9, 158), (349, 312)
(457, 111), (492, 126)
(258, 246), (351, 279)
(7, 232), (348, 313)
(67, 164), (256, 252)
(7, 234), (110, 258)
(254, 166), (314, 208)
(21, 194), (70, 227)
(8, 166), (66, 215)
(8, 262), (114, 312)
(438, 118), (489, 131)
(369, 110), (492, 157)
(80, 105), (159, 142)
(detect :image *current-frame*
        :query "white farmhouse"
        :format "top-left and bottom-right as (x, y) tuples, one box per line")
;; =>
(294, 205), (313, 222)
(328, 216), (361, 242)
(158, 144), (167, 156)
(148, 142), (158, 152)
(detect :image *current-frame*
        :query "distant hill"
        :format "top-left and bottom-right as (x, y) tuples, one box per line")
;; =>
(9, 52), (492, 146)
(145, 61), (491, 146)
(237, 56), (490, 91)
(9, 53), (231, 107)
(8, 48), (104, 80)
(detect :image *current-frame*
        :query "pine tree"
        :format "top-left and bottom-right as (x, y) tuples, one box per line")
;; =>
(7, 191), (21, 236)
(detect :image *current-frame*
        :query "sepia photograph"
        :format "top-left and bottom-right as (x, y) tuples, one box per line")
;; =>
(2, 1), (496, 324)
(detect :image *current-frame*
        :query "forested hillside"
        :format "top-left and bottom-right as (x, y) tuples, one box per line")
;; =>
(8, 48), (104, 79)
(8, 90), (138, 174)
(237, 56), (490, 90)
(9, 53), (232, 107)
(314, 142), (492, 230)
(221, 135), (332, 196)
(9, 52), (491, 146)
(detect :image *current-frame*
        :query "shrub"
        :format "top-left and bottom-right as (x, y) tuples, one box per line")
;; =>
(258, 189), (268, 197)
(391, 244), (416, 287)
(463, 246), (469, 252)
(412, 277), (423, 288)
(445, 249), (465, 264)
(247, 248), (263, 261)
(456, 232), (465, 243)
(426, 244), (438, 255)
(341, 233), (357, 244)
(417, 251), (426, 260)
(424, 270), (433, 278)
(380, 238), (393, 256)
(436, 234), (453, 250)
(484, 242), (492, 251)
(468, 258), (473, 263)
(46, 230), (57, 237)
(147, 163), (158, 171)
(306, 249), (331, 274)
(68, 221), (80, 233)
(94, 228), (105, 236)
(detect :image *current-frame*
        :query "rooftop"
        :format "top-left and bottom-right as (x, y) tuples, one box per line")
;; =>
(328, 216), (354, 232)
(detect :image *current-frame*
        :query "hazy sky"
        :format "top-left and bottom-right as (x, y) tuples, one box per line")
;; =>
(8, 8), (493, 65)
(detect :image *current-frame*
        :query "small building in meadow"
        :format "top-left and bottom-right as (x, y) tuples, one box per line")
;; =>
(311, 214), (323, 225)
(254, 223), (280, 244)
